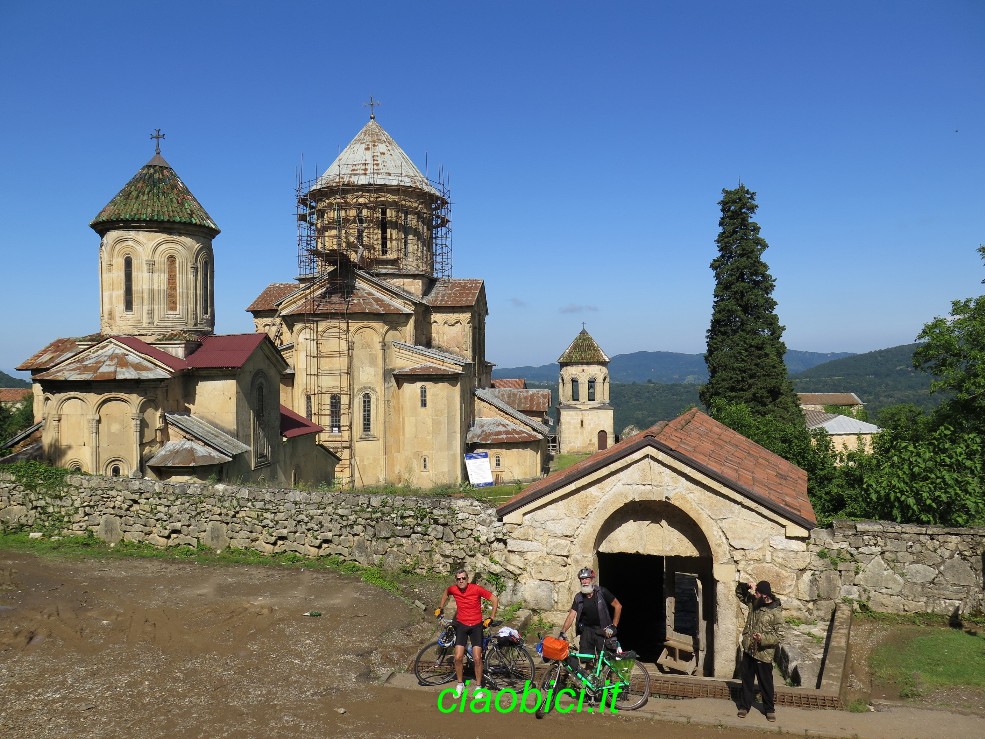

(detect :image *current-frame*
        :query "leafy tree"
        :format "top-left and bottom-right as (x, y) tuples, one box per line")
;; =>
(0, 397), (34, 446)
(913, 245), (985, 433)
(700, 185), (801, 425)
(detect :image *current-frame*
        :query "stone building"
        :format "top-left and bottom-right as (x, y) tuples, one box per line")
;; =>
(247, 115), (548, 488)
(16, 146), (336, 486)
(497, 408), (816, 678)
(557, 327), (614, 453)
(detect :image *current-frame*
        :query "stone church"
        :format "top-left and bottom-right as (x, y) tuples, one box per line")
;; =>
(557, 327), (615, 454)
(15, 118), (550, 488)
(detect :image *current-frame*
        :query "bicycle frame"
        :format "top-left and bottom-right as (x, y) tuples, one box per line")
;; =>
(561, 648), (628, 696)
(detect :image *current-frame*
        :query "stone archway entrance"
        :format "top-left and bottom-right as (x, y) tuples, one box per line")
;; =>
(594, 500), (717, 675)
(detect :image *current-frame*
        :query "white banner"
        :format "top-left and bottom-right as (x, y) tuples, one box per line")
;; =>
(464, 452), (494, 487)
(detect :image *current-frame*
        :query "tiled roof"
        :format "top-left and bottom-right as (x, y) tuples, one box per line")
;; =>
(246, 283), (299, 312)
(491, 379), (526, 389)
(17, 337), (86, 371)
(90, 153), (219, 236)
(392, 364), (463, 377)
(488, 388), (551, 414)
(35, 338), (182, 381)
(146, 439), (232, 468)
(475, 388), (550, 437)
(311, 118), (440, 197)
(280, 280), (412, 316)
(185, 334), (270, 369)
(558, 328), (609, 364)
(467, 417), (541, 444)
(280, 404), (323, 438)
(798, 392), (863, 407)
(165, 412), (250, 457)
(425, 279), (485, 307)
(498, 408), (814, 527)
(0, 388), (32, 403)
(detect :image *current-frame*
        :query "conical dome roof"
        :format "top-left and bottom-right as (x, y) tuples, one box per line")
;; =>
(311, 118), (440, 197)
(558, 328), (610, 364)
(90, 153), (219, 236)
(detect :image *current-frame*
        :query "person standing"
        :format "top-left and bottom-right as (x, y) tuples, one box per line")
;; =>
(735, 579), (782, 722)
(435, 569), (498, 699)
(559, 567), (622, 672)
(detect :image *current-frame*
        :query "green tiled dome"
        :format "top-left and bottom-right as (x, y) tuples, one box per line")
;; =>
(558, 328), (609, 364)
(90, 153), (219, 236)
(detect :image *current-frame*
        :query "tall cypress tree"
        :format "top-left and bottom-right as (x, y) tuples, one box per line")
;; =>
(699, 185), (801, 424)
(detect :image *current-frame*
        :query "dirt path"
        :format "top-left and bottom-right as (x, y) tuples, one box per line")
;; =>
(1, 552), (774, 738)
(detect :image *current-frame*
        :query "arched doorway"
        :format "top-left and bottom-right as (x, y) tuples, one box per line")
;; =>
(593, 500), (716, 674)
(597, 429), (607, 450)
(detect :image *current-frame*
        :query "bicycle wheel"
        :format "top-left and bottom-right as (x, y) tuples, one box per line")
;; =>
(413, 641), (457, 686)
(535, 660), (566, 719)
(485, 643), (535, 691)
(602, 659), (650, 710)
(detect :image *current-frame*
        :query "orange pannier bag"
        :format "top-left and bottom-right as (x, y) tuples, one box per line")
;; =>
(541, 636), (570, 661)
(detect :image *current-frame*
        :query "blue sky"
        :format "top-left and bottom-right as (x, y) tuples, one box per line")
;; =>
(2, 1), (983, 378)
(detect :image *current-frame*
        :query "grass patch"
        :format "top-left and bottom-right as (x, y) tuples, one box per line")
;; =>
(551, 453), (590, 472)
(871, 626), (985, 697)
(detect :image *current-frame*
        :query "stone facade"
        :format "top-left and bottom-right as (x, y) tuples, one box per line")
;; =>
(557, 328), (614, 454)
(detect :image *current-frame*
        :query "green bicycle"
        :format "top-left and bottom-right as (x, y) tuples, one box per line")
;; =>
(535, 636), (650, 718)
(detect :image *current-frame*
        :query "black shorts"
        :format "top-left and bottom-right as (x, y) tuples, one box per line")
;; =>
(453, 620), (483, 649)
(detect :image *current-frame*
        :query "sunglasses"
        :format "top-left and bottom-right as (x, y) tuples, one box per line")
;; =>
(455, 576), (467, 581)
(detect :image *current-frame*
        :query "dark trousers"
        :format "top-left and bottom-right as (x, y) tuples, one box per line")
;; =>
(740, 652), (775, 713)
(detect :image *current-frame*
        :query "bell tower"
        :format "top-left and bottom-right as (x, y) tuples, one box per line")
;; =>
(557, 327), (614, 453)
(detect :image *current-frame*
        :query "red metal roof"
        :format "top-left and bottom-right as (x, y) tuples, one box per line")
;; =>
(499, 408), (814, 526)
(467, 417), (541, 444)
(489, 388), (551, 414)
(280, 404), (323, 438)
(425, 278), (484, 307)
(0, 388), (31, 403)
(113, 336), (190, 371)
(491, 378), (526, 389)
(185, 334), (268, 369)
(246, 282), (298, 312)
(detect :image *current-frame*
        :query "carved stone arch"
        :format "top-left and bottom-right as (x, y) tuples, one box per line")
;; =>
(148, 236), (189, 261)
(93, 394), (135, 415)
(54, 394), (92, 415)
(355, 385), (378, 437)
(103, 457), (130, 477)
(106, 235), (144, 262)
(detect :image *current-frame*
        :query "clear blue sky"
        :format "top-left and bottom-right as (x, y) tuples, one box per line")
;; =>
(2, 1), (983, 378)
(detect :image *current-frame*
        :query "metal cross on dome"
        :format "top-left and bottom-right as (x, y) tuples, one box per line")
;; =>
(150, 129), (165, 154)
(364, 96), (381, 119)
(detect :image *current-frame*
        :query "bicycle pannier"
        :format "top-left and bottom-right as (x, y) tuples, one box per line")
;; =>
(541, 636), (569, 661)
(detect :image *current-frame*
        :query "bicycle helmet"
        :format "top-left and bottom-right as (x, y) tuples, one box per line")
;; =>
(577, 567), (595, 580)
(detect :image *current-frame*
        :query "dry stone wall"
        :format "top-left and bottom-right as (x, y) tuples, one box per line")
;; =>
(0, 473), (504, 575)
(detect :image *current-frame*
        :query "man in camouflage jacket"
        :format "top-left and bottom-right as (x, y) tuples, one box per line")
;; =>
(735, 580), (782, 722)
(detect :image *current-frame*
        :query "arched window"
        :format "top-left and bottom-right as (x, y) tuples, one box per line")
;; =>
(422, 456), (429, 471)
(420, 386), (427, 408)
(495, 455), (501, 469)
(253, 381), (270, 466)
(334, 204), (343, 248)
(402, 210), (409, 257)
(305, 394), (313, 420)
(123, 256), (133, 312)
(356, 208), (365, 249)
(166, 255), (178, 313)
(362, 392), (372, 435)
(380, 208), (388, 255)
(201, 259), (210, 316)
(571, 378), (580, 402)
(329, 394), (341, 433)
(111, 465), (121, 477)
(588, 378), (596, 401)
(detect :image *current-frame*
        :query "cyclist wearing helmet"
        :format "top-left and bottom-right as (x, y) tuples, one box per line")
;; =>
(559, 567), (622, 668)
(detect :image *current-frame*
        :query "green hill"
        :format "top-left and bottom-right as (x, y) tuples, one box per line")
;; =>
(0, 369), (30, 388)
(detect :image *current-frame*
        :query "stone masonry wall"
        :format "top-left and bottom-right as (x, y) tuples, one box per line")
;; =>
(0, 473), (504, 576)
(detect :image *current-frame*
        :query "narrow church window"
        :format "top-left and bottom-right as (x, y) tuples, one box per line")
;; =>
(571, 378), (580, 401)
(588, 378), (596, 401)
(123, 256), (133, 312)
(356, 208), (365, 249)
(380, 208), (388, 255)
(422, 456), (429, 472)
(330, 394), (341, 433)
(334, 204), (343, 248)
(201, 259), (210, 316)
(402, 210), (409, 257)
(111, 465), (121, 477)
(495, 455), (501, 469)
(362, 392), (372, 435)
(420, 386), (427, 408)
(254, 383), (270, 466)
(166, 255), (178, 313)
(305, 394), (312, 420)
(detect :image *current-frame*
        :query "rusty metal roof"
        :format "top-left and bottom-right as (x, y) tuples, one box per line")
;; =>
(491, 379), (526, 389)
(280, 404), (323, 439)
(35, 338), (181, 381)
(185, 334), (272, 370)
(165, 412), (249, 457)
(311, 119), (439, 197)
(147, 439), (232, 468)
(475, 389), (550, 437)
(467, 417), (541, 444)
(487, 388), (551, 414)
(280, 280), (412, 316)
(392, 364), (463, 377)
(797, 392), (863, 406)
(246, 282), (299, 312)
(0, 388), (31, 404)
(425, 279), (485, 308)
(90, 152), (219, 236)
(557, 328), (609, 364)
(392, 341), (469, 367)
(499, 408), (814, 527)
(17, 337), (86, 372)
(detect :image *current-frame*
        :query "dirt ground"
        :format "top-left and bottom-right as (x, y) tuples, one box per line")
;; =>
(0, 551), (778, 739)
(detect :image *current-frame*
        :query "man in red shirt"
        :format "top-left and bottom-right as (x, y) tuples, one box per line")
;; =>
(435, 569), (498, 698)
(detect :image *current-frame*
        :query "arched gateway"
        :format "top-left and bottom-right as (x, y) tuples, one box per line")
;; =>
(497, 409), (816, 678)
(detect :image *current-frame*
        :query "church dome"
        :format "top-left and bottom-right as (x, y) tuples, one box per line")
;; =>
(310, 118), (440, 198)
(90, 152), (219, 237)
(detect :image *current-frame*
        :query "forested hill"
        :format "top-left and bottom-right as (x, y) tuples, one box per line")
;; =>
(0, 369), (29, 388)
(495, 349), (854, 384)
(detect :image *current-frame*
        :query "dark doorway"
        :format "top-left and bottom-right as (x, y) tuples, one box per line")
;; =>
(597, 430), (608, 450)
(597, 552), (665, 661)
